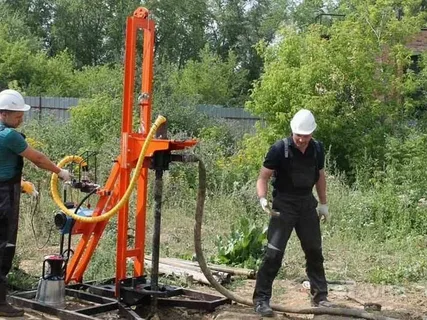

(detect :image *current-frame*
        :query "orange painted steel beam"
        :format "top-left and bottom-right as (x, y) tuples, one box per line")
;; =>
(65, 162), (120, 283)
(71, 191), (120, 283)
(127, 137), (198, 164)
(116, 167), (130, 285)
(115, 7), (155, 291)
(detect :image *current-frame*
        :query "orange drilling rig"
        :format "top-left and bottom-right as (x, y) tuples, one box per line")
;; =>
(9, 7), (228, 320)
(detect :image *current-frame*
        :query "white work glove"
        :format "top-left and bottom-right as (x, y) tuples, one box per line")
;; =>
(58, 169), (72, 182)
(260, 197), (268, 211)
(259, 197), (280, 217)
(317, 203), (329, 222)
(21, 181), (39, 198)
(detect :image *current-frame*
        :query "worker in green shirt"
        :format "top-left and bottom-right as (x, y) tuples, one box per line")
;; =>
(0, 89), (71, 317)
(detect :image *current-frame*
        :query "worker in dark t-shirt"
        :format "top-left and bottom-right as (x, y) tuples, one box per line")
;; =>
(253, 109), (332, 317)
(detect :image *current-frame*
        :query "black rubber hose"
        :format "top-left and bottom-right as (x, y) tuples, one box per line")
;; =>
(64, 187), (99, 265)
(70, 186), (100, 234)
(193, 156), (399, 320)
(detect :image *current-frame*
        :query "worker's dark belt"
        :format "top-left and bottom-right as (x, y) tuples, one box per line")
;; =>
(274, 191), (313, 200)
(0, 176), (21, 186)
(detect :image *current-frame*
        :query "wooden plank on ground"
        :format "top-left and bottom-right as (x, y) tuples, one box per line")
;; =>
(145, 256), (256, 279)
(144, 260), (230, 286)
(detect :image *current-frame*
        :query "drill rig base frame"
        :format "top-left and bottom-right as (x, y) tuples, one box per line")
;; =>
(8, 278), (230, 320)
(8, 6), (232, 319)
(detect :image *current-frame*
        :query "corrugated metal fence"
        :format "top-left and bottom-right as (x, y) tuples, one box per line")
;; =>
(24, 96), (79, 121)
(23, 96), (260, 132)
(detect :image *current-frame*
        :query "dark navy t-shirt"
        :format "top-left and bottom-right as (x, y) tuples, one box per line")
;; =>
(263, 137), (324, 196)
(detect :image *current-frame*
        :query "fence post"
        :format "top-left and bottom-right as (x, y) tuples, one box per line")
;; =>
(39, 96), (42, 121)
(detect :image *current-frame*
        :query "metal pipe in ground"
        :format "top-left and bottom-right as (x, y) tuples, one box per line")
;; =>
(150, 169), (164, 318)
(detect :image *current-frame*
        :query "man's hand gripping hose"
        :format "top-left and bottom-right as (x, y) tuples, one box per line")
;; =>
(50, 116), (166, 223)
(259, 197), (280, 217)
(193, 157), (399, 320)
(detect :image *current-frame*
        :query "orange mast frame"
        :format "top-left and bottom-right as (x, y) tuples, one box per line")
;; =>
(64, 7), (196, 294)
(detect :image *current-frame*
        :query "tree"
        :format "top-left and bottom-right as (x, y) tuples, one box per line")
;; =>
(290, 0), (341, 30)
(2, 0), (54, 48)
(145, 0), (210, 68)
(208, 0), (288, 90)
(2, 0), (141, 66)
(246, 0), (425, 173)
(0, 4), (41, 91)
(103, 0), (143, 63)
(165, 46), (248, 106)
(49, 0), (108, 67)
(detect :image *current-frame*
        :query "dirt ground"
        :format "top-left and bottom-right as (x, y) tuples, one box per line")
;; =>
(209, 279), (427, 320)
(5, 278), (427, 320)
(9, 247), (427, 320)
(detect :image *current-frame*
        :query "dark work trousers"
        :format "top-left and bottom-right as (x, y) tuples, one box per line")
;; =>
(0, 182), (21, 299)
(253, 193), (328, 304)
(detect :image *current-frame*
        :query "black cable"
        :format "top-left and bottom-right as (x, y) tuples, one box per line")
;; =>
(30, 182), (98, 251)
(74, 187), (99, 218)
(30, 194), (55, 250)
(65, 187), (99, 256)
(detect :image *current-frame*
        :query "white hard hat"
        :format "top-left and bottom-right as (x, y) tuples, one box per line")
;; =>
(290, 109), (317, 135)
(0, 89), (31, 111)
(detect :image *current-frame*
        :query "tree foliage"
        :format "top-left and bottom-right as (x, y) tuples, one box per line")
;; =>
(246, 0), (426, 172)
(3, 0), (427, 176)
(1, 0), (287, 103)
(208, 0), (288, 86)
(167, 46), (248, 106)
(145, 0), (210, 68)
(0, 10), (76, 95)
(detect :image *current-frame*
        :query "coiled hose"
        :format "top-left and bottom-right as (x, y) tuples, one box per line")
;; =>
(193, 156), (399, 320)
(50, 116), (166, 223)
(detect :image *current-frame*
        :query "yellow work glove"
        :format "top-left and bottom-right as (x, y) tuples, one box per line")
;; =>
(21, 180), (39, 198)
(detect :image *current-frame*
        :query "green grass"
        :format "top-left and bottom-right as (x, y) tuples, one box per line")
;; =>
(11, 144), (427, 291)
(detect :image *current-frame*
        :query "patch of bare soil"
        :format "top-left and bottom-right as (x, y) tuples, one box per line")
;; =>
(0, 309), (59, 320)
(210, 279), (427, 320)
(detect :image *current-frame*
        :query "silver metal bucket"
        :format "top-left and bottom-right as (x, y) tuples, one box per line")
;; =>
(35, 254), (66, 308)
(35, 278), (65, 308)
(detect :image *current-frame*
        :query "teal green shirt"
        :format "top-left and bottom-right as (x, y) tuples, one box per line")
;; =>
(0, 122), (28, 181)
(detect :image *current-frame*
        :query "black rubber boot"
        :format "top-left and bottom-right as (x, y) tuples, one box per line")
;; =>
(0, 302), (25, 317)
(0, 284), (24, 317)
(311, 298), (336, 308)
(254, 300), (274, 317)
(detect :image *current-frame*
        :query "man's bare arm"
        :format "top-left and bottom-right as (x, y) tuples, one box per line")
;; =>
(315, 169), (327, 204)
(20, 146), (61, 174)
(257, 166), (274, 198)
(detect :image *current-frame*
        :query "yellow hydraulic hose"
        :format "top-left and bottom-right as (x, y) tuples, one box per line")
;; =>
(50, 115), (166, 223)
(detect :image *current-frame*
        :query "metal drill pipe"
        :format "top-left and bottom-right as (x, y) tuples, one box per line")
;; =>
(150, 169), (164, 315)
